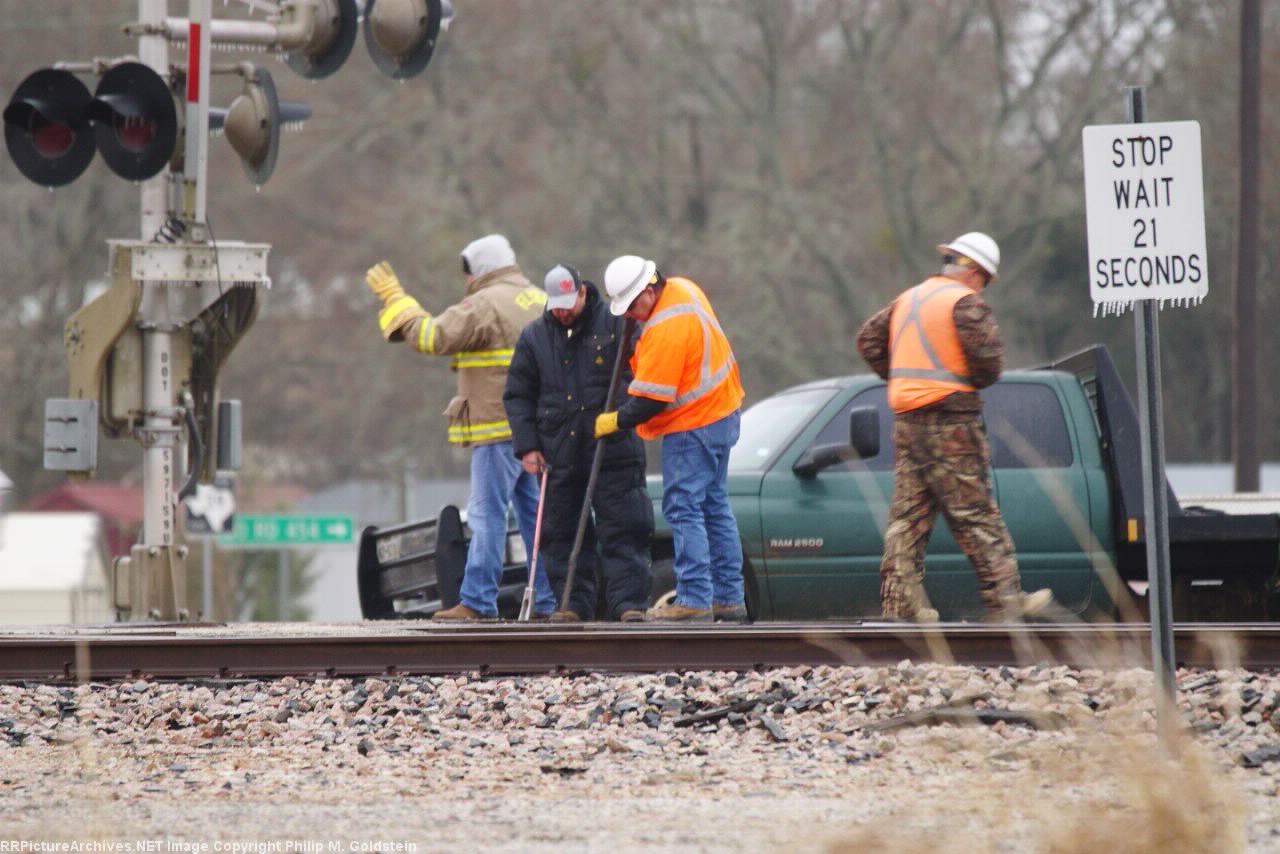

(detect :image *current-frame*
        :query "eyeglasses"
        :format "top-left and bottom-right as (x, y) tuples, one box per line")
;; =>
(942, 253), (974, 267)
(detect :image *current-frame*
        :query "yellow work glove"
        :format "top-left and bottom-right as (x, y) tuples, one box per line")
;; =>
(366, 261), (406, 304)
(594, 411), (620, 439)
(366, 260), (427, 341)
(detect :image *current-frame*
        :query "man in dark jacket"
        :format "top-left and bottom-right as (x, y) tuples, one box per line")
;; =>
(504, 264), (654, 622)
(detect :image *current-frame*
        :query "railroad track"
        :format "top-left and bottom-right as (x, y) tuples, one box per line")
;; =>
(1, 621), (1278, 682)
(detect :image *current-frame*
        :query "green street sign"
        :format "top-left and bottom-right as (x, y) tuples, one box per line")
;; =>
(219, 514), (355, 547)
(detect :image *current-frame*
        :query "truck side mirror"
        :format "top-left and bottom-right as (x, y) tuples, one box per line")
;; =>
(849, 406), (880, 458)
(792, 442), (850, 479)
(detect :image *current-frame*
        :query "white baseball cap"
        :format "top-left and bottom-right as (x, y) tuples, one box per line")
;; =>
(543, 264), (583, 311)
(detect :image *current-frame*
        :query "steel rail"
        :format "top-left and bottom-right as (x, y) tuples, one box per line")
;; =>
(1, 622), (1278, 683)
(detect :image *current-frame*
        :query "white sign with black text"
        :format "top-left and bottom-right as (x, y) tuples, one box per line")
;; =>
(1081, 120), (1207, 316)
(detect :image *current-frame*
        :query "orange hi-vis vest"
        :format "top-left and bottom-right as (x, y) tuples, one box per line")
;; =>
(627, 277), (745, 440)
(887, 276), (977, 413)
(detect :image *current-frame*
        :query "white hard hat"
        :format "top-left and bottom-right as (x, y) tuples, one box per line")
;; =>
(937, 231), (999, 279)
(604, 255), (656, 316)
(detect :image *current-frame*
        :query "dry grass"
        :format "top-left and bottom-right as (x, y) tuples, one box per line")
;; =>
(821, 622), (1252, 854)
(824, 729), (1246, 853)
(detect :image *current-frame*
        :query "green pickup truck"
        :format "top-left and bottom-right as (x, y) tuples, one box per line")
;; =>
(645, 345), (1280, 621)
(358, 346), (1280, 622)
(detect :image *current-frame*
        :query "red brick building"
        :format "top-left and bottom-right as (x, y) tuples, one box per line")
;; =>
(23, 482), (308, 558)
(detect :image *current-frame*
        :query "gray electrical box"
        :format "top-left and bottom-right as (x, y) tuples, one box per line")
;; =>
(217, 399), (243, 471)
(44, 398), (99, 472)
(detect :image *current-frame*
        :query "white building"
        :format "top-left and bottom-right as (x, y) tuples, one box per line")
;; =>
(0, 512), (112, 625)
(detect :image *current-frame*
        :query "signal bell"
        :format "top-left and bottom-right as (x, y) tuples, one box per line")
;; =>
(364, 0), (448, 80)
(221, 68), (313, 185)
(2, 68), (96, 187)
(86, 62), (179, 182)
(286, 0), (360, 79)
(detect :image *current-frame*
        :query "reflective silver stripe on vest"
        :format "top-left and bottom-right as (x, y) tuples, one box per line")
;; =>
(632, 280), (735, 411)
(630, 379), (678, 398)
(889, 282), (973, 386)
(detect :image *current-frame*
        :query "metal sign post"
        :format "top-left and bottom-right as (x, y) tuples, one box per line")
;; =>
(1082, 88), (1209, 748)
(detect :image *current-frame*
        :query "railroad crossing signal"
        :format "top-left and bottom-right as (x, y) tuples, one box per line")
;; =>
(87, 61), (180, 183)
(3, 0), (454, 190)
(2, 69), (95, 187)
(4, 62), (307, 190)
(12, 0), (454, 623)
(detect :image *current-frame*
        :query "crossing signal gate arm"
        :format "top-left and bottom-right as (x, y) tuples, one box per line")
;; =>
(358, 345), (1280, 623)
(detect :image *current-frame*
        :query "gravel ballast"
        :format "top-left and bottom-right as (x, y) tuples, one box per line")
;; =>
(2, 662), (1279, 852)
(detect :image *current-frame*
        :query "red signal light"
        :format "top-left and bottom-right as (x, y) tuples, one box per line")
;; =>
(87, 62), (178, 182)
(113, 115), (157, 153)
(3, 68), (96, 186)
(31, 119), (76, 158)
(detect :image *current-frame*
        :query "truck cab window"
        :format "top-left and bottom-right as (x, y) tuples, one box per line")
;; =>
(982, 383), (1074, 469)
(805, 382), (1073, 473)
(730, 386), (838, 473)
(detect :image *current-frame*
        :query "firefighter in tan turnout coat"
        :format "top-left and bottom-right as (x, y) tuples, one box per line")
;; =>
(365, 234), (557, 620)
(856, 232), (1053, 623)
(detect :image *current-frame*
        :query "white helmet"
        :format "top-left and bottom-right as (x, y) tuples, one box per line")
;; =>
(937, 231), (999, 279)
(604, 255), (657, 316)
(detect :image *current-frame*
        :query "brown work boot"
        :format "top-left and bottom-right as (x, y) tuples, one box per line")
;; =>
(712, 602), (749, 623)
(529, 612), (553, 622)
(619, 609), (646, 623)
(913, 607), (940, 624)
(645, 602), (713, 623)
(992, 588), (1055, 622)
(433, 603), (492, 621)
(548, 610), (582, 623)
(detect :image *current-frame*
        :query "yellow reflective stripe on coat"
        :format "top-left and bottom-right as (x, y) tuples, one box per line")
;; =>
(378, 295), (421, 332)
(417, 315), (438, 354)
(447, 419), (513, 444)
(451, 348), (515, 369)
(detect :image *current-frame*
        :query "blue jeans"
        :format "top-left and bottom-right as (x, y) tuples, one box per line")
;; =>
(458, 441), (557, 616)
(661, 411), (744, 609)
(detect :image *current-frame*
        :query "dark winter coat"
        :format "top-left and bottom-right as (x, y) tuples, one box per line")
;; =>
(504, 284), (645, 476)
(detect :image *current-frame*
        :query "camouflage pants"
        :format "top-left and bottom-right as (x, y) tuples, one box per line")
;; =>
(880, 413), (1021, 618)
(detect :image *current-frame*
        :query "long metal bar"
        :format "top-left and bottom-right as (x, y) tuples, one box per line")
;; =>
(125, 8), (316, 49)
(1232, 0), (1261, 492)
(183, 0), (212, 227)
(518, 467), (550, 622)
(2, 623), (1279, 683)
(132, 1), (180, 622)
(1127, 87), (1177, 745)
(202, 536), (214, 619)
(137, 0), (168, 240)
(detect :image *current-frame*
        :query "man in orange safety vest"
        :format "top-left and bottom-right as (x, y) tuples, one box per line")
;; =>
(594, 256), (747, 623)
(856, 231), (1053, 623)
